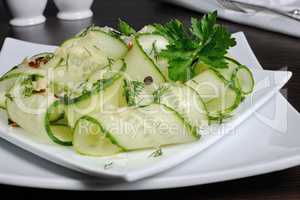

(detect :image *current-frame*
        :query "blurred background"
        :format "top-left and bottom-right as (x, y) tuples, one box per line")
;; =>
(0, 0), (196, 45)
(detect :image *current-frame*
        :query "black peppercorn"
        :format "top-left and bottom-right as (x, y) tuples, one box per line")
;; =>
(144, 76), (153, 85)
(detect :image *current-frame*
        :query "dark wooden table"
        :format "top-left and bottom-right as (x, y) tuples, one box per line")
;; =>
(0, 0), (300, 198)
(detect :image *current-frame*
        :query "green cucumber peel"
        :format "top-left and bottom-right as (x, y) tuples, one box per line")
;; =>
(74, 115), (127, 151)
(45, 100), (72, 146)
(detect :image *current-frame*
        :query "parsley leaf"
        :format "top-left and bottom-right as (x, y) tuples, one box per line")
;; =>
(118, 19), (136, 36)
(190, 12), (217, 44)
(154, 11), (236, 82)
(154, 20), (198, 81)
(192, 14), (236, 68)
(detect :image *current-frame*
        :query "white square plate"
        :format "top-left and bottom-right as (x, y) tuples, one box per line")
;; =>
(0, 32), (292, 182)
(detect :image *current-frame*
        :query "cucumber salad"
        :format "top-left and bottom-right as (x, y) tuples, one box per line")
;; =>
(0, 12), (254, 156)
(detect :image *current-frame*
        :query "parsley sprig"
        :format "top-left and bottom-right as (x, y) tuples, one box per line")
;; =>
(118, 19), (136, 36)
(154, 11), (236, 82)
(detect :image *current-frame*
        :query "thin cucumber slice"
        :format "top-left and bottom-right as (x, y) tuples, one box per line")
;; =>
(62, 42), (108, 68)
(94, 104), (198, 150)
(6, 97), (50, 141)
(0, 94), (6, 109)
(73, 116), (123, 156)
(85, 29), (128, 59)
(138, 25), (157, 33)
(74, 104), (198, 156)
(30, 52), (54, 60)
(222, 56), (254, 95)
(53, 45), (109, 84)
(137, 33), (169, 79)
(52, 28), (128, 87)
(234, 65), (254, 95)
(0, 52), (53, 82)
(214, 60), (239, 82)
(7, 52), (54, 75)
(49, 29), (128, 96)
(205, 87), (240, 117)
(65, 76), (125, 127)
(47, 100), (64, 122)
(193, 57), (239, 83)
(154, 83), (209, 130)
(88, 59), (125, 83)
(124, 37), (166, 89)
(60, 28), (128, 60)
(49, 57), (104, 90)
(0, 66), (46, 82)
(137, 34), (169, 54)
(186, 70), (226, 102)
(60, 37), (81, 49)
(6, 85), (70, 145)
(0, 70), (23, 82)
(49, 57), (107, 97)
(186, 69), (241, 117)
(49, 125), (73, 143)
(45, 101), (72, 146)
(52, 59), (126, 99)
(28, 52), (56, 70)
(6, 89), (57, 142)
(0, 76), (22, 109)
(63, 59), (126, 102)
(51, 117), (68, 126)
(64, 61), (127, 127)
(5, 74), (70, 145)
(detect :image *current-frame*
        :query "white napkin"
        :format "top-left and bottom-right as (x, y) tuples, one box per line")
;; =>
(235, 0), (300, 12)
(166, 0), (300, 38)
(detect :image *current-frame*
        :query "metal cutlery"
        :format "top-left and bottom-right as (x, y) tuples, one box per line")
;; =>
(217, 0), (300, 22)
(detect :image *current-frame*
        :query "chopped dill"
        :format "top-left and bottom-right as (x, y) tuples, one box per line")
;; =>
(123, 80), (145, 106)
(191, 80), (199, 84)
(209, 112), (233, 124)
(93, 45), (102, 52)
(107, 57), (115, 69)
(5, 93), (13, 101)
(84, 47), (92, 56)
(149, 41), (159, 61)
(21, 77), (34, 97)
(104, 161), (113, 170)
(149, 147), (163, 158)
(66, 54), (70, 71)
(153, 85), (170, 103)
